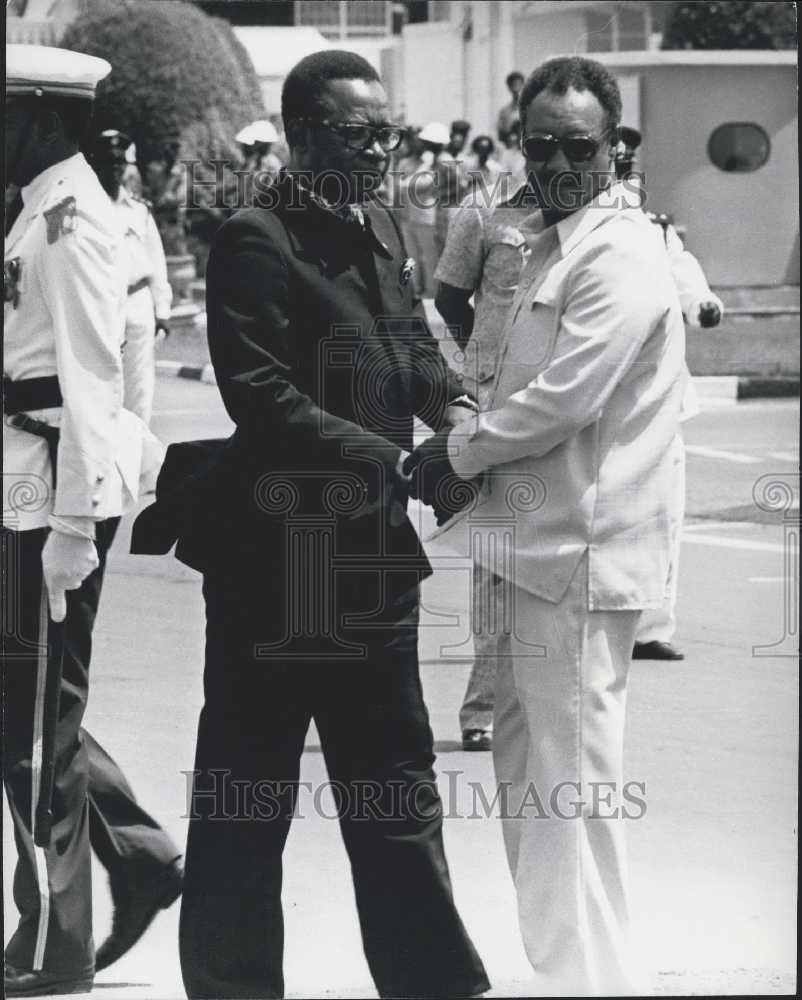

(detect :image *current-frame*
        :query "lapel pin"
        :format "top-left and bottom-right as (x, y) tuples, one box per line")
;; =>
(400, 257), (416, 288)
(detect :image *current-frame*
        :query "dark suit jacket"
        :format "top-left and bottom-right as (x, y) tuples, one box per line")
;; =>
(133, 172), (463, 623)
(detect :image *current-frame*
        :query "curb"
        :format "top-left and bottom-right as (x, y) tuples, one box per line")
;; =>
(737, 375), (800, 399)
(157, 362), (799, 401)
(156, 360), (217, 384)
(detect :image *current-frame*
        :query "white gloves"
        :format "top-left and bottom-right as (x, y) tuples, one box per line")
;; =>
(41, 531), (99, 622)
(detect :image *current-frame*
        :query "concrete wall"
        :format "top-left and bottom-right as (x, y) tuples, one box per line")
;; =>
(401, 21), (464, 127)
(628, 63), (798, 286)
(512, 9), (588, 78)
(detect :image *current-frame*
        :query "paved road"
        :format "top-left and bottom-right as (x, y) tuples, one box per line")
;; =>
(4, 380), (798, 997)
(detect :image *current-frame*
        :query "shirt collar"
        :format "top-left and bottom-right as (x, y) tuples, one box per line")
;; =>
(21, 152), (86, 208)
(553, 180), (639, 257)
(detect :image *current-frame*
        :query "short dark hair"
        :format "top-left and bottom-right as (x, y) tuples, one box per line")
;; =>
(506, 71), (524, 88)
(518, 56), (622, 134)
(471, 135), (494, 153)
(281, 50), (381, 133)
(450, 119), (471, 135)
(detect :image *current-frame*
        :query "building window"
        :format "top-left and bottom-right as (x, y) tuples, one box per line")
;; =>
(295, 0), (392, 37)
(708, 123), (770, 173)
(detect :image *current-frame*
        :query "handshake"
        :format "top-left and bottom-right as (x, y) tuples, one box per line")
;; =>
(399, 424), (483, 527)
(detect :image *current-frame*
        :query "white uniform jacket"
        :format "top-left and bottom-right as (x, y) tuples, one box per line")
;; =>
(447, 184), (687, 610)
(3, 153), (164, 532)
(113, 186), (172, 326)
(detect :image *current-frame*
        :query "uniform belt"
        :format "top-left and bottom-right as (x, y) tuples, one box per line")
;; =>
(6, 413), (61, 487)
(128, 276), (150, 296)
(3, 374), (63, 415)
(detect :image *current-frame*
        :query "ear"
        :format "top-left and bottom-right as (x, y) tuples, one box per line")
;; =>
(33, 109), (61, 146)
(285, 119), (309, 154)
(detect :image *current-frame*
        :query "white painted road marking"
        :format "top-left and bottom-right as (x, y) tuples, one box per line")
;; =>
(685, 445), (762, 464)
(682, 533), (786, 553)
(767, 451), (799, 462)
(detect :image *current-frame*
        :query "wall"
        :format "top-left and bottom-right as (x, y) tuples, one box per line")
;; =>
(512, 9), (588, 76)
(630, 63), (798, 286)
(401, 21), (464, 127)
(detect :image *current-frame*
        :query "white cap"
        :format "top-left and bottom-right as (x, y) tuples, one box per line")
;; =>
(248, 120), (279, 144)
(235, 124), (255, 145)
(6, 44), (111, 100)
(419, 122), (450, 146)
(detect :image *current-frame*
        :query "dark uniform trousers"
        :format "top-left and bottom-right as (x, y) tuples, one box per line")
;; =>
(179, 567), (489, 1000)
(2, 520), (181, 974)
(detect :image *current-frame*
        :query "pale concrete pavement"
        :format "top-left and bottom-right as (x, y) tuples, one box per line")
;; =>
(4, 380), (798, 997)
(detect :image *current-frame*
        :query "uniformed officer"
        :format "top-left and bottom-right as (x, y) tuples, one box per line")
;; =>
(88, 129), (172, 426)
(3, 45), (182, 996)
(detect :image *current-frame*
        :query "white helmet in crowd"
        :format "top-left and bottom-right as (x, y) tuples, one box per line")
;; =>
(419, 122), (450, 146)
(236, 120), (279, 145)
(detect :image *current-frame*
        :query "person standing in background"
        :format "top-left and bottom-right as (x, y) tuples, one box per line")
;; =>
(499, 125), (528, 190)
(399, 121), (449, 297)
(89, 129), (172, 426)
(615, 127), (724, 660)
(434, 174), (532, 752)
(496, 70), (524, 143)
(465, 135), (504, 200)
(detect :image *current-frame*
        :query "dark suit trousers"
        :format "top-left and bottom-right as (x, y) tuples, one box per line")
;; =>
(179, 570), (489, 999)
(2, 521), (180, 974)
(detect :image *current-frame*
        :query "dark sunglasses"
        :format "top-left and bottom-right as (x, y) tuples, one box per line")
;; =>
(521, 132), (613, 164)
(303, 118), (406, 153)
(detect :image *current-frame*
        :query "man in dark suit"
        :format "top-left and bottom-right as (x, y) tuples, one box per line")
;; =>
(133, 50), (488, 1000)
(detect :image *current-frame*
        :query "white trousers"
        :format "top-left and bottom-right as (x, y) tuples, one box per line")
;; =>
(122, 289), (156, 426)
(492, 556), (643, 995)
(636, 431), (686, 644)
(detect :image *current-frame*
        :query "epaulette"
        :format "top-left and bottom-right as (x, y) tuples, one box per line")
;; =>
(43, 196), (78, 244)
(130, 193), (154, 213)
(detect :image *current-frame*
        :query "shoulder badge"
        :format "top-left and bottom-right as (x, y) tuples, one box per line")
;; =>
(4, 257), (23, 309)
(44, 196), (78, 244)
(131, 193), (154, 213)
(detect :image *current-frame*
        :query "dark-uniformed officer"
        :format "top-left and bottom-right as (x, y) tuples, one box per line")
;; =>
(3, 45), (182, 996)
(133, 49), (489, 1000)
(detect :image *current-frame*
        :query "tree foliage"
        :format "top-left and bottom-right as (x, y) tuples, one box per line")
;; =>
(61, 0), (265, 166)
(662, 1), (798, 50)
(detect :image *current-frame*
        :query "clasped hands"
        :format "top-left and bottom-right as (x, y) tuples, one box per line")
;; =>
(397, 415), (483, 526)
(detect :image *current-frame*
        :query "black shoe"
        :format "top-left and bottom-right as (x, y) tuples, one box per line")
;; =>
(95, 858), (184, 972)
(462, 728), (492, 751)
(632, 640), (685, 660)
(4, 963), (93, 996)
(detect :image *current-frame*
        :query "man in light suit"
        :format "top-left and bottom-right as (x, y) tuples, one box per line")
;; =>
(406, 56), (686, 993)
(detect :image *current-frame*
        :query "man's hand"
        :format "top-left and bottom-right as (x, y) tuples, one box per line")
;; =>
(403, 427), (482, 525)
(41, 532), (99, 622)
(697, 301), (722, 328)
(155, 318), (170, 341)
(442, 400), (479, 428)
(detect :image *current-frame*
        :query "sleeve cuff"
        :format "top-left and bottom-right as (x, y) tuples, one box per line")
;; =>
(47, 514), (97, 539)
(447, 419), (485, 479)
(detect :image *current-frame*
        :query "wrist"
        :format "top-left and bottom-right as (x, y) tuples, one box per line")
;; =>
(47, 514), (96, 540)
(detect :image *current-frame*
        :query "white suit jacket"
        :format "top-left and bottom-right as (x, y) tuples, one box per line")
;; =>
(447, 184), (686, 610)
(3, 153), (163, 532)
